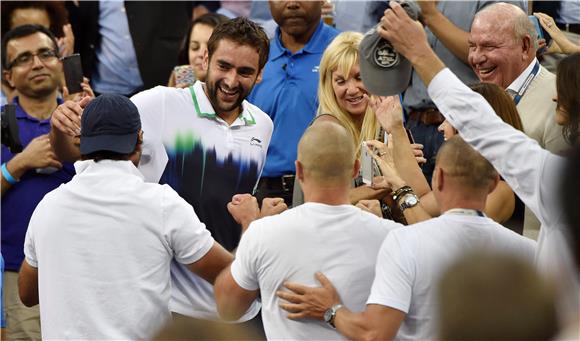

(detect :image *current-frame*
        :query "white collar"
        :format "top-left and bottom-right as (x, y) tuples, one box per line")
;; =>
(507, 58), (539, 92)
(191, 81), (256, 127)
(74, 159), (144, 180)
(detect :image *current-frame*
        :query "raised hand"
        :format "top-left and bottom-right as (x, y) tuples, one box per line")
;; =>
(260, 197), (288, 217)
(368, 95), (404, 133)
(51, 96), (91, 137)
(227, 194), (260, 232)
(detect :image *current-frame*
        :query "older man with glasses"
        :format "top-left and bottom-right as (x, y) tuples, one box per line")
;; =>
(0, 24), (82, 340)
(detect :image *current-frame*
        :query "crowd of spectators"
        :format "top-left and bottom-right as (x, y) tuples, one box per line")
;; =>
(1, 0), (579, 340)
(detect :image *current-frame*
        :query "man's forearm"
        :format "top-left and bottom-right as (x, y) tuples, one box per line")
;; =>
(50, 128), (80, 163)
(334, 308), (378, 341)
(408, 49), (446, 88)
(391, 126), (431, 197)
(422, 10), (471, 63)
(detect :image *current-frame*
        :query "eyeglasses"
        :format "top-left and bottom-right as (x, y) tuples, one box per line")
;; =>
(6, 48), (59, 69)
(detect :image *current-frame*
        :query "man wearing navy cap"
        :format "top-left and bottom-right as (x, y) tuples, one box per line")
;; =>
(18, 94), (245, 340)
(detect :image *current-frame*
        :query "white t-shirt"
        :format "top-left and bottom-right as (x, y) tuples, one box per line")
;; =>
(231, 203), (402, 340)
(131, 83), (271, 320)
(24, 160), (214, 340)
(367, 213), (536, 341)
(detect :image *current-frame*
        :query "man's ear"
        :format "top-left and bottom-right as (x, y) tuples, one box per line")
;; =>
(255, 69), (263, 84)
(295, 160), (304, 181)
(434, 166), (444, 192)
(488, 172), (500, 195)
(3, 69), (14, 88)
(202, 50), (209, 72)
(521, 35), (533, 56)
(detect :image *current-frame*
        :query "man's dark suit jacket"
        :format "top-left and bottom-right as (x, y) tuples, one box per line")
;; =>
(65, 1), (192, 91)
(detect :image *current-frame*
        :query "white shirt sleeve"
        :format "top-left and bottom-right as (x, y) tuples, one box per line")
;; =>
(162, 186), (214, 265)
(366, 233), (413, 313)
(230, 222), (261, 291)
(24, 209), (39, 268)
(132, 87), (169, 183)
(426, 68), (565, 227)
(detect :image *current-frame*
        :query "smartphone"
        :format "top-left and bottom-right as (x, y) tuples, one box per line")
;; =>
(528, 16), (552, 53)
(173, 65), (196, 87)
(62, 54), (83, 94)
(361, 142), (382, 185)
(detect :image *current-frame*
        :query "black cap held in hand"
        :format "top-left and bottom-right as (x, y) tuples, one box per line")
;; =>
(80, 94), (141, 155)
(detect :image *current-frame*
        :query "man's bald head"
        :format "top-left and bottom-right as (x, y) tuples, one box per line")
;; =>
(297, 120), (356, 186)
(435, 136), (498, 192)
(475, 3), (537, 51)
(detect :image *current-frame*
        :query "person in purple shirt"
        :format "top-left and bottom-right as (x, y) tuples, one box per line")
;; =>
(0, 24), (86, 340)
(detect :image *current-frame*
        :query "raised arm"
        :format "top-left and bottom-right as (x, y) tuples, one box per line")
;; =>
(417, 1), (472, 63)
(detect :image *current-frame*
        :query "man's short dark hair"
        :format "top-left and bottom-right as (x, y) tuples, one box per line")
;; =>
(2, 24), (59, 69)
(207, 17), (269, 71)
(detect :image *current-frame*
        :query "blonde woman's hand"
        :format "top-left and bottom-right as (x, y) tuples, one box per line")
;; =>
(534, 12), (580, 55)
(368, 95), (404, 133)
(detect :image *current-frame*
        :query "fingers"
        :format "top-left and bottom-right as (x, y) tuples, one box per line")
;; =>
(79, 96), (92, 108)
(315, 272), (333, 289)
(279, 302), (305, 314)
(283, 281), (306, 295)
(364, 139), (386, 150)
(276, 290), (303, 304)
(232, 193), (252, 204)
(52, 101), (82, 136)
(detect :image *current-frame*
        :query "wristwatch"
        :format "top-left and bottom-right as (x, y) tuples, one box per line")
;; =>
(398, 192), (420, 212)
(323, 303), (344, 329)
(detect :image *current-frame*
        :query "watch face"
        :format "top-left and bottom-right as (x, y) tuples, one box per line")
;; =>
(406, 195), (418, 206)
(324, 308), (333, 323)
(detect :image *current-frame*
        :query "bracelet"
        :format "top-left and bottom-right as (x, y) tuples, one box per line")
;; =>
(2, 163), (18, 185)
(391, 185), (412, 203)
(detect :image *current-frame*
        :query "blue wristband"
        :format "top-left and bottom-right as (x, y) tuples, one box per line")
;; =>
(2, 163), (18, 185)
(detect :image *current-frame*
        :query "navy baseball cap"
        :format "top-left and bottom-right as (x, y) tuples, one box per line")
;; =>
(359, 0), (421, 96)
(80, 94), (141, 155)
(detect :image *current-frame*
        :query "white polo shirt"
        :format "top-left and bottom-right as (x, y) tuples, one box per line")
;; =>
(24, 160), (215, 340)
(132, 83), (272, 320)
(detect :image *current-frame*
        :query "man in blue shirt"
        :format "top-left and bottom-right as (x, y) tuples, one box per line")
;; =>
(0, 25), (75, 340)
(248, 1), (339, 204)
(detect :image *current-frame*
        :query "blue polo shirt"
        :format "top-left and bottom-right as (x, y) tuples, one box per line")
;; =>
(248, 20), (339, 177)
(1, 97), (75, 271)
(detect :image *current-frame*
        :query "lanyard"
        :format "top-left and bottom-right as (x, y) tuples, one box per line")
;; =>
(512, 61), (540, 105)
(445, 208), (485, 217)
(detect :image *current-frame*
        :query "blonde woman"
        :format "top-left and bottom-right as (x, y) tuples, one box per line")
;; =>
(292, 31), (424, 206)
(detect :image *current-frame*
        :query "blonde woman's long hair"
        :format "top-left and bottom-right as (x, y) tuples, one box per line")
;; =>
(317, 31), (381, 157)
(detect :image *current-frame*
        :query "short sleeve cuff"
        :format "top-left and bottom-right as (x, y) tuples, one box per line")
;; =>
(230, 258), (259, 291)
(174, 234), (214, 265)
(366, 295), (409, 314)
(25, 256), (38, 269)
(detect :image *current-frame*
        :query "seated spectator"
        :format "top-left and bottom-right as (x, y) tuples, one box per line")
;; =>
(438, 251), (558, 341)
(292, 31), (425, 207)
(377, 1), (579, 325)
(366, 83), (526, 231)
(277, 135), (536, 340)
(168, 13), (228, 87)
(18, 94), (246, 340)
(214, 120), (403, 339)
(0, 24), (83, 341)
